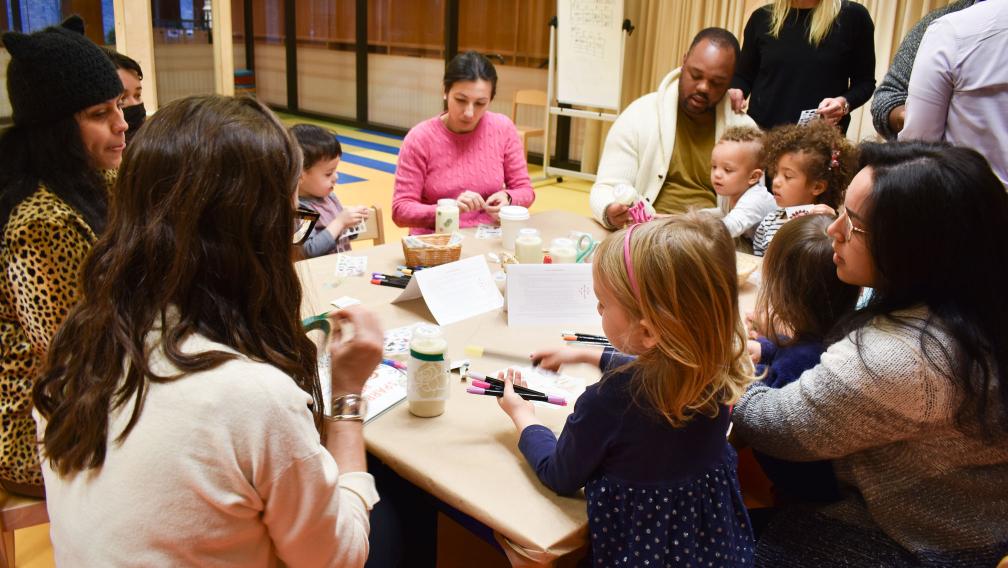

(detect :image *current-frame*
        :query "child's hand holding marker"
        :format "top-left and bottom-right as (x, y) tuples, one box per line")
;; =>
(496, 369), (541, 433)
(530, 348), (604, 373)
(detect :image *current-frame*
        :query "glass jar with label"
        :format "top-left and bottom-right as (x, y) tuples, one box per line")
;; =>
(407, 324), (450, 417)
(435, 198), (460, 234)
(549, 237), (578, 264)
(514, 228), (543, 264)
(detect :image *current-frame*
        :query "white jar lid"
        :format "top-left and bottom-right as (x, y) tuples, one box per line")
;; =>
(517, 227), (540, 236)
(437, 198), (458, 207)
(499, 205), (530, 221)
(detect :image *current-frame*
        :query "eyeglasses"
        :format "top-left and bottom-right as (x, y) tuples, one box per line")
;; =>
(293, 207), (320, 245)
(842, 211), (868, 241)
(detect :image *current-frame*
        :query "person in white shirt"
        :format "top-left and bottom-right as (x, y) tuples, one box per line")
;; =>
(901, 0), (1008, 187)
(707, 125), (776, 244)
(33, 95), (383, 568)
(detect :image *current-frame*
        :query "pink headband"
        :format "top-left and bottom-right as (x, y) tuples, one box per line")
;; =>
(623, 224), (641, 299)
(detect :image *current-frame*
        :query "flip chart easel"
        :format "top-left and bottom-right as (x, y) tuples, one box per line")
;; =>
(541, 0), (633, 183)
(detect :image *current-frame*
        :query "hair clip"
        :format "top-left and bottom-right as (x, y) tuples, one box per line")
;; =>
(829, 149), (840, 171)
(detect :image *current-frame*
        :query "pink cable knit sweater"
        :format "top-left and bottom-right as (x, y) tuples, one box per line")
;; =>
(392, 111), (535, 234)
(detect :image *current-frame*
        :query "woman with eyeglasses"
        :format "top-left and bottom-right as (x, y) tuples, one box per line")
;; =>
(732, 141), (1008, 566)
(32, 95), (385, 566)
(0, 17), (126, 498)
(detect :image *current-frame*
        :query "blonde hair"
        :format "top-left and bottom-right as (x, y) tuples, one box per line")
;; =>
(767, 0), (841, 47)
(593, 213), (755, 427)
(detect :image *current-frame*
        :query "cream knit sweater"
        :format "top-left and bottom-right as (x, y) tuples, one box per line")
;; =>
(37, 332), (378, 567)
(589, 67), (757, 224)
(733, 306), (1008, 561)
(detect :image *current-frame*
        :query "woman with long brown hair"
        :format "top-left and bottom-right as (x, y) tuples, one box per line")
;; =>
(33, 95), (382, 566)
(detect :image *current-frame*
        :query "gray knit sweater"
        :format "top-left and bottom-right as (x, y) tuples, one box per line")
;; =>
(733, 306), (1008, 562)
(871, 0), (976, 140)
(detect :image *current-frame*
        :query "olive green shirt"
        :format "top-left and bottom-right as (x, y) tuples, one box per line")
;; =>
(652, 109), (717, 213)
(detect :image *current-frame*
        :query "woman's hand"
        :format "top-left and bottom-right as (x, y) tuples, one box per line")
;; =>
(530, 347), (601, 372)
(456, 190), (486, 213)
(817, 97), (849, 125)
(496, 369), (539, 433)
(727, 88), (747, 113)
(484, 190), (510, 220)
(327, 307), (384, 396)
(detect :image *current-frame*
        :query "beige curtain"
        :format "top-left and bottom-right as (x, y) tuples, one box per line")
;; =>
(580, 0), (957, 172)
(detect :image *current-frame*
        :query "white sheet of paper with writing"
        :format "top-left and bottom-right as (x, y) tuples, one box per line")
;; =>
(492, 365), (587, 407)
(392, 255), (504, 326)
(475, 224), (503, 239)
(333, 254), (368, 277)
(505, 263), (599, 326)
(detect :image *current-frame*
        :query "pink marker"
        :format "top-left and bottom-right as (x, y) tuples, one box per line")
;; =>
(466, 386), (566, 406)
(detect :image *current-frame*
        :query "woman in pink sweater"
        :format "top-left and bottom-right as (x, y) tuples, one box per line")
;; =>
(392, 51), (535, 234)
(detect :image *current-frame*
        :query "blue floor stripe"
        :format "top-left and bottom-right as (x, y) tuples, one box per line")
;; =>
(336, 134), (400, 156)
(341, 152), (398, 175)
(336, 172), (366, 185)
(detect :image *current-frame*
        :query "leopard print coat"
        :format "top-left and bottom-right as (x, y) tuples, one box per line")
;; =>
(0, 172), (113, 487)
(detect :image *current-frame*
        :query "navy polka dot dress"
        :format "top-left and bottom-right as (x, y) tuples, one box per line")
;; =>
(585, 455), (752, 567)
(518, 349), (754, 567)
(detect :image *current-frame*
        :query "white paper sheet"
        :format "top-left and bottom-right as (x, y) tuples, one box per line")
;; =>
(475, 224), (503, 239)
(333, 254), (368, 277)
(392, 256), (504, 326)
(505, 263), (599, 326)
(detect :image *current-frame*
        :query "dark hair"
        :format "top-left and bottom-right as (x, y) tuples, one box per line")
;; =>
(34, 95), (321, 475)
(688, 27), (741, 62)
(289, 123), (342, 170)
(763, 119), (857, 209)
(840, 141), (1008, 434)
(101, 46), (143, 80)
(756, 214), (859, 346)
(0, 117), (108, 233)
(443, 50), (497, 100)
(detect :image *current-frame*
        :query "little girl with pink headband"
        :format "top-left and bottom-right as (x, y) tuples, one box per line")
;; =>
(495, 213), (757, 567)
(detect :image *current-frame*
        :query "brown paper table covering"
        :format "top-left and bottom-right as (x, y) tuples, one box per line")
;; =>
(296, 210), (761, 566)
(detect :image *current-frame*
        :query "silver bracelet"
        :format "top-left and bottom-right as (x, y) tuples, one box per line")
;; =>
(325, 393), (367, 422)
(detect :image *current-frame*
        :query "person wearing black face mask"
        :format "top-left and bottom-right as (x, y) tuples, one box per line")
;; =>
(102, 47), (146, 143)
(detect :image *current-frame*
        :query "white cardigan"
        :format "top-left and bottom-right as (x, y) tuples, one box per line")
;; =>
(38, 332), (378, 568)
(589, 67), (758, 224)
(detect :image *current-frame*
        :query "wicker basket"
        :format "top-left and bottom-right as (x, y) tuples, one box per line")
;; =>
(401, 233), (462, 267)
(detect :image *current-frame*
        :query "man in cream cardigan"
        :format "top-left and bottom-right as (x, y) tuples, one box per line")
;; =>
(591, 28), (757, 228)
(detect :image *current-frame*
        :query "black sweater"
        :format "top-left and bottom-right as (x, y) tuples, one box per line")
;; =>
(731, 1), (876, 133)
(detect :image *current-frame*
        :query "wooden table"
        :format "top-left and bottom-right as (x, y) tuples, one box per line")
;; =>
(297, 210), (759, 567)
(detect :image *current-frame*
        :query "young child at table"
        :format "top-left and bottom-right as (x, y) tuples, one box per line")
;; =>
(496, 213), (756, 567)
(290, 124), (369, 257)
(747, 214), (860, 503)
(752, 120), (856, 256)
(710, 126), (776, 243)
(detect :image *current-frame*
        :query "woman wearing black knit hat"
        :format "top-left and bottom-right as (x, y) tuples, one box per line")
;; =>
(0, 15), (126, 497)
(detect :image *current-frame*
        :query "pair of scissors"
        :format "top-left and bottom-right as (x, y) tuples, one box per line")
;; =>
(572, 233), (598, 263)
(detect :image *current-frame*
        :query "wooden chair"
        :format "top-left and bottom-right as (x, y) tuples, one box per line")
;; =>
(354, 205), (385, 246)
(510, 89), (548, 153)
(0, 488), (48, 568)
